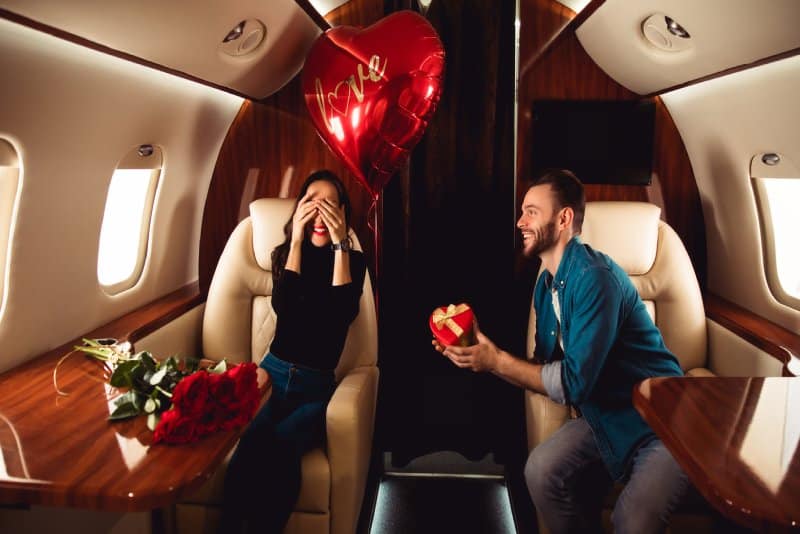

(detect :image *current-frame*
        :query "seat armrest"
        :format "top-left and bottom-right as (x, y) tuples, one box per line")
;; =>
(524, 390), (570, 451)
(326, 365), (379, 534)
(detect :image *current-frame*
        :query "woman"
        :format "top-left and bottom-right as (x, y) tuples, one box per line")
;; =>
(219, 170), (367, 534)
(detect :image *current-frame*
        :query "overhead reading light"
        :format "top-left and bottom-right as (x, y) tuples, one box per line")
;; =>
(642, 13), (693, 52)
(137, 144), (154, 157)
(762, 153), (781, 166)
(664, 16), (690, 39)
(219, 19), (266, 58)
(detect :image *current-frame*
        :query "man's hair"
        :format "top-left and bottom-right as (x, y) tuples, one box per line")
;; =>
(531, 168), (586, 233)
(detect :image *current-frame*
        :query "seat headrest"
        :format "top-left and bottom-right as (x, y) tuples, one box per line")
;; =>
(580, 201), (661, 275)
(250, 198), (296, 271)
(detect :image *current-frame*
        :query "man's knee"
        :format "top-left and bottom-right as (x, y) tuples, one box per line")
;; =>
(524, 446), (560, 502)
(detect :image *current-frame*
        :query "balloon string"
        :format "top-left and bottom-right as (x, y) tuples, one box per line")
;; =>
(367, 196), (379, 326)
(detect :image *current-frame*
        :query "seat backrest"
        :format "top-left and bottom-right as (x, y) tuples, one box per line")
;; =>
(527, 201), (706, 371)
(202, 198), (377, 381)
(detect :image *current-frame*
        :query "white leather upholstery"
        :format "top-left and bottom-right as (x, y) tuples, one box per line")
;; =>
(578, 202), (707, 372)
(186, 198), (379, 534)
(525, 201), (711, 533)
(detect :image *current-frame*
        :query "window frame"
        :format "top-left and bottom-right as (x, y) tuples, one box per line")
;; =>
(97, 145), (162, 295)
(751, 153), (800, 311)
(0, 138), (21, 320)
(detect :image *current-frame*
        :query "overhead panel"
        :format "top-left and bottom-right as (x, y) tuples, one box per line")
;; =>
(576, 0), (800, 95)
(0, 0), (322, 99)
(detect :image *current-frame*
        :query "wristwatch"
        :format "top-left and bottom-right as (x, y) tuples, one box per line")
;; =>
(331, 236), (353, 252)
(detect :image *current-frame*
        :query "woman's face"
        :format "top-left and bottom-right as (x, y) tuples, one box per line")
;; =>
(305, 179), (342, 247)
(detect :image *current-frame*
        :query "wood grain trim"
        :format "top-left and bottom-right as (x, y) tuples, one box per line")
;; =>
(518, 0), (605, 78)
(704, 292), (800, 375)
(0, 8), (255, 101)
(293, 0), (332, 30)
(645, 46), (800, 98)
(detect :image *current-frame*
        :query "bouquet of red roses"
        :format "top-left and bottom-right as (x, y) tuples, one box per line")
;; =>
(56, 339), (262, 444)
(153, 362), (261, 445)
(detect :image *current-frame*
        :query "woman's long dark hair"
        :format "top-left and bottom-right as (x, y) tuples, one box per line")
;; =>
(270, 170), (352, 282)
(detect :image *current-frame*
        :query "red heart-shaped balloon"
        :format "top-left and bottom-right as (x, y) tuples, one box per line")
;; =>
(302, 10), (445, 198)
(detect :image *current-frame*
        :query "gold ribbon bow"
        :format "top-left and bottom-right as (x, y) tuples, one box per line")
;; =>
(432, 304), (470, 338)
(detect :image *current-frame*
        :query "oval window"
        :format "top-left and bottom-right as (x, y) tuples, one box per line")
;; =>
(97, 144), (162, 294)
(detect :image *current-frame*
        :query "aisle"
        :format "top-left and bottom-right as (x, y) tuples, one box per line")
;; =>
(369, 475), (516, 534)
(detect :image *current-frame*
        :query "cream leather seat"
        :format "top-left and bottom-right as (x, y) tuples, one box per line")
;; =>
(524, 201), (711, 532)
(176, 198), (379, 534)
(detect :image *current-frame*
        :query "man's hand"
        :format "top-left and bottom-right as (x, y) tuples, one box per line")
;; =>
(432, 320), (500, 373)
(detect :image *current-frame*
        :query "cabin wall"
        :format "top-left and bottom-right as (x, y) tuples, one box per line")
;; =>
(0, 19), (241, 372)
(662, 56), (800, 333)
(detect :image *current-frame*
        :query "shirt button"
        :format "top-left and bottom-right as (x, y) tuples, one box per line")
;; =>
(551, 331), (555, 336)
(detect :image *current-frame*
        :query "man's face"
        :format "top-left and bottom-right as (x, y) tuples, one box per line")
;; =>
(517, 184), (560, 258)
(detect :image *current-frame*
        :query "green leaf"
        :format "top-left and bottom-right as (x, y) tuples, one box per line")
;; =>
(155, 385), (173, 399)
(109, 393), (141, 420)
(138, 351), (158, 372)
(208, 359), (227, 374)
(149, 367), (167, 386)
(147, 412), (160, 432)
(109, 359), (140, 388)
(144, 398), (157, 414)
(76, 345), (114, 361)
(183, 357), (201, 374)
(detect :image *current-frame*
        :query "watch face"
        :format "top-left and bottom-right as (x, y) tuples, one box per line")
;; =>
(332, 236), (353, 251)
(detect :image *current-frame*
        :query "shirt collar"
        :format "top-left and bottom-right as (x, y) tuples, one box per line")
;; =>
(545, 236), (582, 290)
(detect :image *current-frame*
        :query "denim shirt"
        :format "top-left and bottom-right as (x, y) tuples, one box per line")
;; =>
(534, 236), (683, 480)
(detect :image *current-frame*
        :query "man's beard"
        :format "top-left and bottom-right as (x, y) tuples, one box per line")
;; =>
(522, 219), (558, 258)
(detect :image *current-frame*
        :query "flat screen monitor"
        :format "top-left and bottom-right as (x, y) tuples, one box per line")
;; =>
(530, 99), (655, 185)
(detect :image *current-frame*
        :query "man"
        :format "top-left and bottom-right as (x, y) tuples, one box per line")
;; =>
(433, 169), (689, 533)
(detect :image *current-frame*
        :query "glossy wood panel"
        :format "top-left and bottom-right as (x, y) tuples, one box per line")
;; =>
(705, 292), (800, 376)
(198, 2), (386, 295)
(634, 377), (800, 531)
(517, 0), (707, 286)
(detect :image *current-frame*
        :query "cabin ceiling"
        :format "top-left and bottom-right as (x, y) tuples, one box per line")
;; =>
(576, 0), (800, 95)
(0, 0), (322, 99)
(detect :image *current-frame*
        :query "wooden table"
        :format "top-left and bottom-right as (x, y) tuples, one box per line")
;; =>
(0, 347), (267, 512)
(633, 377), (800, 532)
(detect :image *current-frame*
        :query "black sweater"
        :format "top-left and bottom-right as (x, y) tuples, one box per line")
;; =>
(269, 241), (366, 370)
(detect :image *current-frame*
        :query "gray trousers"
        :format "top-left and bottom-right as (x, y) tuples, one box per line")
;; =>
(525, 417), (689, 534)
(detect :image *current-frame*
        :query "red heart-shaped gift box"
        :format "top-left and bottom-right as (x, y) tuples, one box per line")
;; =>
(429, 303), (475, 347)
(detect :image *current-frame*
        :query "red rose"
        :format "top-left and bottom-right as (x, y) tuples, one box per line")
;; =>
(208, 371), (237, 410)
(152, 409), (198, 444)
(226, 363), (261, 420)
(205, 364), (261, 431)
(171, 370), (210, 418)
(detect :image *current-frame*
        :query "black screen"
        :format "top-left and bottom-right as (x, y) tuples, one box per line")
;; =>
(530, 99), (655, 185)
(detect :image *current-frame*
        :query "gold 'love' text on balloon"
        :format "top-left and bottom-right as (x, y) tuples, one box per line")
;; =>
(315, 54), (388, 134)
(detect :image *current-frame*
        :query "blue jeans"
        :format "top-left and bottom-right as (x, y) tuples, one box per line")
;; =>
(525, 417), (690, 534)
(219, 353), (336, 534)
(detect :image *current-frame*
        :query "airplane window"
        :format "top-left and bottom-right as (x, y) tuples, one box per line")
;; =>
(0, 139), (21, 319)
(751, 153), (800, 309)
(759, 178), (800, 300)
(97, 145), (161, 294)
